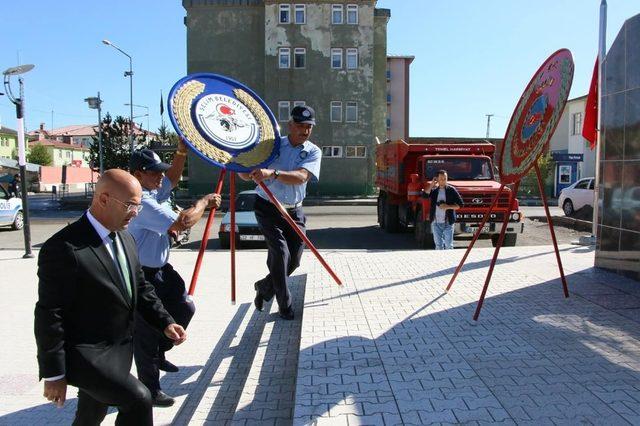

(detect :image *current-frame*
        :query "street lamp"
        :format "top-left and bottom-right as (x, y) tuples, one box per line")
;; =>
(3, 63), (35, 259)
(125, 103), (149, 134)
(84, 93), (104, 174)
(102, 39), (134, 151)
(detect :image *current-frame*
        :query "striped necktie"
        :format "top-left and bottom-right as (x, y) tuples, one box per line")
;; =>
(108, 232), (132, 298)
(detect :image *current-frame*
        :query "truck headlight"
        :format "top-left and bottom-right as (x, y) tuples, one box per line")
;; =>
(510, 212), (521, 221)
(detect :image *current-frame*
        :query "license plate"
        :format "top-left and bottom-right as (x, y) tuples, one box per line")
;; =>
(466, 225), (490, 234)
(239, 234), (265, 241)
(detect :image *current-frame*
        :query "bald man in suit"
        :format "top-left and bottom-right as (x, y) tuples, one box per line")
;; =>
(34, 169), (187, 425)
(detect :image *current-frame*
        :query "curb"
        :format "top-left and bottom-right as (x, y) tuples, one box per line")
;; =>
(529, 215), (592, 232)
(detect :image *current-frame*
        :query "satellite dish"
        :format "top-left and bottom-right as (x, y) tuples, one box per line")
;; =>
(3, 64), (35, 76)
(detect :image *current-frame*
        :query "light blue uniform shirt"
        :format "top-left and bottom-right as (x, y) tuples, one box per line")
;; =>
(255, 136), (322, 205)
(128, 176), (178, 268)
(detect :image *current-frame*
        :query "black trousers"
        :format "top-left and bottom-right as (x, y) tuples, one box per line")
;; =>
(73, 374), (152, 426)
(253, 196), (306, 311)
(133, 263), (195, 394)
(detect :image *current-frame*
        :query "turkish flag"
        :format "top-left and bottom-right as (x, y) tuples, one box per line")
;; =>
(582, 58), (598, 150)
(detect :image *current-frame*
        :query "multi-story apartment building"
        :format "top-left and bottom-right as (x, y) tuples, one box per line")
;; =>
(386, 55), (414, 141)
(182, 0), (390, 195)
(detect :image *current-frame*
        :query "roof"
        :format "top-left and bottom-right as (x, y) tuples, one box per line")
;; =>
(387, 55), (415, 60)
(29, 139), (89, 151)
(29, 123), (158, 138)
(45, 124), (96, 137)
(568, 94), (588, 103)
(0, 126), (17, 136)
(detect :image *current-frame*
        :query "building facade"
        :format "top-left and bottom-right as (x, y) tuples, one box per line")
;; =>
(0, 126), (19, 160)
(386, 55), (413, 141)
(28, 139), (89, 168)
(596, 12), (640, 282)
(547, 95), (597, 196)
(182, 0), (390, 195)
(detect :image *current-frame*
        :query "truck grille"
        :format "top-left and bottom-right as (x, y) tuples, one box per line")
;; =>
(462, 192), (511, 208)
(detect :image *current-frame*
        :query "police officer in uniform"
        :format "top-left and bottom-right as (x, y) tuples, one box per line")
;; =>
(128, 144), (221, 406)
(240, 105), (321, 320)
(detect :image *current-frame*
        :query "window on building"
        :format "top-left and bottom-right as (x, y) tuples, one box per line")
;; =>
(332, 4), (343, 24)
(387, 92), (392, 103)
(331, 48), (343, 69)
(294, 47), (306, 68)
(572, 112), (583, 135)
(345, 101), (358, 122)
(346, 146), (367, 158)
(294, 4), (305, 24)
(58, 151), (63, 158)
(279, 4), (291, 24)
(278, 101), (291, 122)
(330, 101), (343, 122)
(386, 118), (391, 129)
(279, 47), (291, 69)
(322, 146), (343, 157)
(293, 100), (306, 107)
(346, 48), (358, 69)
(347, 4), (358, 24)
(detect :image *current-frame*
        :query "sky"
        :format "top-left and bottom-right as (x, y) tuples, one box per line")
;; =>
(0, 1), (638, 139)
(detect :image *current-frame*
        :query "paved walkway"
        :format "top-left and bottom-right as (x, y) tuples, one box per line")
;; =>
(0, 245), (639, 425)
(296, 246), (640, 425)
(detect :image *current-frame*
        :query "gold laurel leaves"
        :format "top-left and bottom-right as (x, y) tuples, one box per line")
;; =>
(231, 88), (276, 168)
(171, 81), (276, 169)
(172, 80), (232, 164)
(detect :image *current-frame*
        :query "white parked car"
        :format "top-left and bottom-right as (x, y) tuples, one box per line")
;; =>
(0, 185), (24, 230)
(558, 177), (594, 216)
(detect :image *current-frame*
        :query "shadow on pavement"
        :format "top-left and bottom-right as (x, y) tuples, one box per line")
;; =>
(294, 267), (640, 424)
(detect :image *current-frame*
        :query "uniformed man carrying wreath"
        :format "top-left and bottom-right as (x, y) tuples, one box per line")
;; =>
(239, 105), (321, 320)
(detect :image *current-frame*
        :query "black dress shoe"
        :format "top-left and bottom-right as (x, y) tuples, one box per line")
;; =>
(159, 359), (179, 373)
(254, 281), (265, 311)
(254, 292), (264, 311)
(152, 391), (175, 407)
(279, 306), (294, 320)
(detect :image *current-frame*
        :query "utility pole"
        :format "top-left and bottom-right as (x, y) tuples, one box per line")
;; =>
(485, 114), (494, 138)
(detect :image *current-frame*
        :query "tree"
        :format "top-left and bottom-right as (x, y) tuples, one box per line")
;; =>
(518, 153), (555, 197)
(155, 123), (180, 146)
(88, 114), (148, 171)
(27, 143), (53, 166)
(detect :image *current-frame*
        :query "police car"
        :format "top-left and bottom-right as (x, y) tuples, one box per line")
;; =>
(218, 190), (265, 249)
(0, 185), (23, 230)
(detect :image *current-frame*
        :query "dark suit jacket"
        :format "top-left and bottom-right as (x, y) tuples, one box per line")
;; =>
(34, 214), (175, 388)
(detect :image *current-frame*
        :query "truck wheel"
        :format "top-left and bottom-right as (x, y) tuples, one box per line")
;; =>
(384, 201), (400, 233)
(377, 195), (386, 228)
(415, 219), (435, 249)
(491, 233), (518, 247)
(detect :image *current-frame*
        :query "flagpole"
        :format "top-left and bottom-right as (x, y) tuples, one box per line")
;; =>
(591, 0), (606, 241)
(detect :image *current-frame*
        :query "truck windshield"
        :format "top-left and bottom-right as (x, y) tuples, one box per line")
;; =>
(424, 157), (493, 181)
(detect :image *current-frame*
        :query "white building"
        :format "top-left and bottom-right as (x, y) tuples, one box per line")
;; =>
(547, 95), (597, 196)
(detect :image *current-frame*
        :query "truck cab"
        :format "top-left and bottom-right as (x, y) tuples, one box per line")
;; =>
(376, 140), (524, 249)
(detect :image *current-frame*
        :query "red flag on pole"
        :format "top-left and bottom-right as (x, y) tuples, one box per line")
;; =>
(582, 58), (598, 150)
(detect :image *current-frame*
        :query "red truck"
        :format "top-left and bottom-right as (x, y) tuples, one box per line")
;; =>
(376, 139), (524, 249)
